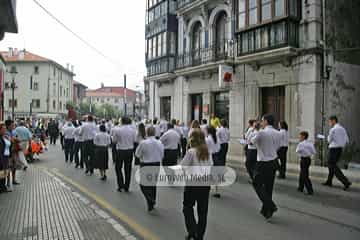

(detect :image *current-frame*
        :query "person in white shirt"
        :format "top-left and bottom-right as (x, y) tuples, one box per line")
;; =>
(181, 122), (190, 158)
(72, 121), (84, 169)
(62, 121), (75, 163)
(206, 125), (221, 198)
(250, 114), (281, 220)
(110, 121), (120, 165)
(159, 119), (168, 136)
(93, 125), (111, 181)
(135, 126), (164, 212)
(172, 119), (184, 157)
(134, 123), (146, 166)
(217, 119), (230, 168)
(112, 116), (136, 192)
(188, 120), (201, 139)
(200, 119), (208, 136)
(245, 121), (260, 180)
(180, 129), (213, 240)
(323, 115), (351, 190)
(277, 121), (289, 179)
(79, 115), (98, 175)
(296, 131), (316, 195)
(160, 123), (181, 183)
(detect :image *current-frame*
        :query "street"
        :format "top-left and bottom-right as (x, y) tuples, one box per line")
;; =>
(19, 144), (360, 240)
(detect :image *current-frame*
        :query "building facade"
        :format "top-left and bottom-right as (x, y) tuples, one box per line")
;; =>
(1, 48), (75, 119)
(83, 85), (140, 117)
(145, 0), (360, 164)
(73, 80), (87, 105)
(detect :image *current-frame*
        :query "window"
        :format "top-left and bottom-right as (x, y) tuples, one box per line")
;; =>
(53, 83), (56, 95)
(32, 99), (40, 108)
(152, 36), (157, 58)
(275, 0), (285, 17)
(249, 0), (258, 25)
(238, 0), (246, 29)
(115, 98), (119, 103)
(59, 101), (62, 110)
(262, 0), (272, 21)
(169, 32), (176, 55)
(101, 98), (104, 103)
(157, 33), (162, 57)
(5, 82), (10, 89)
(53, 100), (56, 109)
(215, 12), (228, 54)
(53, 67), (56, 77)
(9, 99), (17, 108)
(33, 82), (39, 91)
(192, 22), (202, 51)
(60, 86), (63, 97)
(34, 66), (39, 74)
(163, 32), (168, 55)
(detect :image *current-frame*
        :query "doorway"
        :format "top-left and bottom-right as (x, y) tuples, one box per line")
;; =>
(160, 96), (171, 121)
(191, 94), (203, 121)
(261, 86), (285, 126)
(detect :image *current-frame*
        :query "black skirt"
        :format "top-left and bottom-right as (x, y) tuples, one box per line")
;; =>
(93, 146), (109, 170)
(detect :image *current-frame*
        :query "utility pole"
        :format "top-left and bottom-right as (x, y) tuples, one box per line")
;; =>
(9, 66), (17, 120)
(124, 74), (127, 116)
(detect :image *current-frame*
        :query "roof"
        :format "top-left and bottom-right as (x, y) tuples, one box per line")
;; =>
(86, 86), (138, 98)
(0, 49), (75, 76)
(73, 80), (88, 88)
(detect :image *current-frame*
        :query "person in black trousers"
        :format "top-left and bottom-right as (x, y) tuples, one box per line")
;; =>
(112, 116), (136, 192)
(277, 121), (289, 179)
(48, 119), (59, 145)
(250, 114), (281, 220)
(296, 131), (316, 195)
(62, 122), (75, 163)
(322, 116), (352, 190)
(245, 121), (259, 180)
(180, 129), (213, 240)
(73, 121), (84, 168)
(80, 115), (97, 175)
(135, 126), (164, 211)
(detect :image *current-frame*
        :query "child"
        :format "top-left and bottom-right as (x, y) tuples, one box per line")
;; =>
(296, 131), (316, 195)
(93, 125), (111, 180)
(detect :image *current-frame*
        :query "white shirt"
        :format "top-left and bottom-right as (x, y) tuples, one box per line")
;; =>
(296, 140), (316, 157)
(206, 135), (220, 154)
(159, 121), (168, 134)
(251, 126), (281, 162)
(174, 126), (184, 138)
(135, 131), (145, 143)
(328, 123), (349, 148)
(94, 132), (111, 147)
(180, 148), (213, 178)
(73, 127), (84, 142)
(182, 126), (189, 139)
(135, 136), (164, 163)
(279, 129), (289, 147)
(160, 129), (181, 150)
(247, 129), (258, 150)
(62, 125), (75, 139)
(80, 122), (97, 141)
(200, 124), (208, 136)
(112, 125), (136, 150)
(217, 127), (230, 144)
(154, 124), (161, 138)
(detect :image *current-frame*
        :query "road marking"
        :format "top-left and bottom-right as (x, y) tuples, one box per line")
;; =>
(47, 168), (160, 240)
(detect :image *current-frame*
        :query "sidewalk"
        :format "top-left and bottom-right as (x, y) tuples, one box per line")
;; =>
(228, 155), (360, 184)
(0, 167), (137, 240)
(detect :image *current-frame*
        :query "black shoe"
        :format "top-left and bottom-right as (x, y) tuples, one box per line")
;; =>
(148, 204), (155, 212)
(23, 166), (28, 171)
(306, 191), (314, 195)
(343, 182), (352, 191)
(12, 181), (20, 185)
(75, 165), (79, 169)
(213, 193), (221, 198)
(297, 188), (304, 193)
(100, 176), (106, 181)
(117, 188), (123, 192)
(185, 235), (196, 240)
(278, 175), (286, 179)
(322, 182), (332, 187)
(124, 188), (129, 193)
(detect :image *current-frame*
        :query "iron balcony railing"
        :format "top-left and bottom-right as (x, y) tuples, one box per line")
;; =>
(177, 0), (198, 10)
(236, 19), (299, 56)
(147, 56), (176, 77)
(176, 40), (234, 70)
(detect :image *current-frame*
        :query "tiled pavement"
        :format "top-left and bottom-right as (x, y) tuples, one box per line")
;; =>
(0, 167), (137, 240)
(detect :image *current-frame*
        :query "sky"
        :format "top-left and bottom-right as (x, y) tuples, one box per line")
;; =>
(0, 0), (146, 91)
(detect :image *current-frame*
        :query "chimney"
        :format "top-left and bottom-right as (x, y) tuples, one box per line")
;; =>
(101, 82), (104, 88)
(71, 65), (74, 73)
(66, 63), (70, 69)
(13, 48), (18, 56)
(18, 50), (25, 60)
(8, 47), (13, 57)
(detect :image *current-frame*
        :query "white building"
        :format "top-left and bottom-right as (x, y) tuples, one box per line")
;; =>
(145, 0), (360, 164)
(1, 48), (75, 119)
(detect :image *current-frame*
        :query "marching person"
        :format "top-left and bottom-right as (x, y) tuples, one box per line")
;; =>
(135, 126), (164, 212)
(278, 121), (289, 179)
(134, 123), (146, 166)
(180, 129), (213, 240)
(5, 120), (19, 186)
(296, 131), (315, 195)
(217, 119), (230, 168)
(73, 121), (84, 168)
(188, 120), (200, 139)
(94, 125), (111, 181)
(160, 123), (181, 184)
(322, 115), (352, 190)
(110, 120), (120, 165)
(62, 121), (75, 163)
(173, 119), (184, 157)
(153, 118), (161, 139)
(200, 119), (208, 136)
(205, 126), (221, 198)
(0, 122), (11, 193)
(112, 116), (136, 192)
(250, 114), (281, 219)
(14, 121), (31, 171)
(47, 119), (59, 145)
(245, 121), (260, 181)
(80, 115), (97, 175)
(181, 122), (190, 158)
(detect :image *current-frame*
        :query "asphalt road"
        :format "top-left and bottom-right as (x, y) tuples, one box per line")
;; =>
(34, 144), (360, 240)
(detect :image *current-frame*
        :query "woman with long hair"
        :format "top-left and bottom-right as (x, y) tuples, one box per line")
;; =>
(278, 121), (289, 179)
(180, 129), (213, 240)
(0, 122), (11, 193)
(93, 125), (111, 180)
(134, 123), (146, 166)
(206, 126), (221, 198)
(188, 120), (200, 139)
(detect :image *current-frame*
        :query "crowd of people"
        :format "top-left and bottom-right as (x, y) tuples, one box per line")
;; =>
(0, 113), (352, 240)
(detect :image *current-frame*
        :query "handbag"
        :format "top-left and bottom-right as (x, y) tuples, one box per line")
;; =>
(0, 170), (7, 179)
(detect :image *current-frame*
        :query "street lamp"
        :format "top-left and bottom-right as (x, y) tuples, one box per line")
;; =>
(9, 66), (18, 120)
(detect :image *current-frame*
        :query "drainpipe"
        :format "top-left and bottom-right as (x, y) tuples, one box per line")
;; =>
(320, 0), (327, 166)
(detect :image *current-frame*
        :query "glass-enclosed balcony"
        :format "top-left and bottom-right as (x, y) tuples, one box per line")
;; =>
(177, 0), (199, 10)
(236, 19), (299, 56)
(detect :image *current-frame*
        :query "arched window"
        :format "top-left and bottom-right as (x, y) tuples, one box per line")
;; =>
(191, 22), (202, 64)
(215, 11), (228, 56)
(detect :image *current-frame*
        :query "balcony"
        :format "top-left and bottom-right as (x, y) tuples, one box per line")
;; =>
(236, 19), (299, 57)
(146, 57), (176, 77)
(177, 0), (206, 13)
(176, 40), (234, 70)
